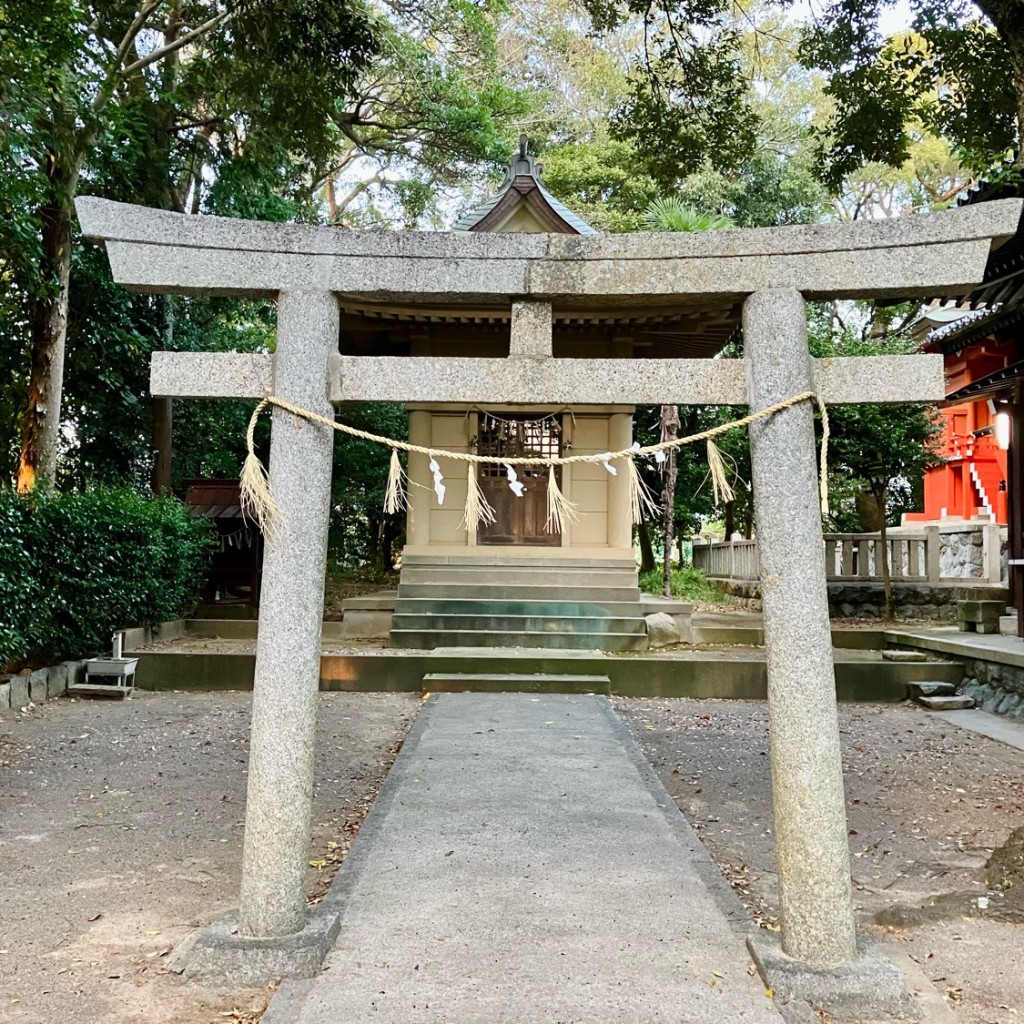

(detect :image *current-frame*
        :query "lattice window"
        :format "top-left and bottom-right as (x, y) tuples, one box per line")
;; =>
(477, 414), (562, 479)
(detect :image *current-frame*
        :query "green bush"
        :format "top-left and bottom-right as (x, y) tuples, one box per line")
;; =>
(0, 495), (40, 668)
(0, 488), (215, 668)
(639, 565), (727, 604)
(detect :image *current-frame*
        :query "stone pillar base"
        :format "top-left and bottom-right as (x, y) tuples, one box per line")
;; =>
(168, 908), (342, 987)
(747, 932), (913, 1019)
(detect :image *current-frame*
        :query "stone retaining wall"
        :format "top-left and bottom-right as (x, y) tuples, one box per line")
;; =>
(960, 661), (1024, 719)
(0, 660), (87, 713)
(715, 580), (1009, 622)
(938, 526), (1008, 580)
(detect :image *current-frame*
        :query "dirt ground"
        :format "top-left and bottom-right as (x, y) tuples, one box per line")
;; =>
(614, 697), (1024, 1024)
(0, 690), (418, 1024)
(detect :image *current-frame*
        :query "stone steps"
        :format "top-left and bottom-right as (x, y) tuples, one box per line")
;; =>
(392, 613), (646, 635)
(390, 628), (649, 651)
(398, 566), (637, 587)
(392, 559), (645, 651)
(421, 672), (612, 694)
(397, 583), (642, 602)
(394, 597), (645, 618)
(401, 554), (635, 568)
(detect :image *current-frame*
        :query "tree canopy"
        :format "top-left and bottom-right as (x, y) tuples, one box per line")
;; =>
(0, 0), (1017, 568)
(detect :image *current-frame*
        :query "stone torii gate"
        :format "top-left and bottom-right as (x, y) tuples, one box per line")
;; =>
(78, 196), (1021, 996)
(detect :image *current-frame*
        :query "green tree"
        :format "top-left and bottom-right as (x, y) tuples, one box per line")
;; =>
(809, 313), (943, 619)
(1, 0), (531, 502)
(575, 1), (1024, 188)
(0, 0), (379, 492)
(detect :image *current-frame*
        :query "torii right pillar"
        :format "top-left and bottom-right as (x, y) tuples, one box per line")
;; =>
(744, 288), (907, 1013)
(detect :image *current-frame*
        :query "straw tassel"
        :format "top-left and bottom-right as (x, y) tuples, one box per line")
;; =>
(706, 439), (735, 505)
(545, 466), (579, 533)
(626, 457), (660, 524)
(816, 396), (831, 517)
(461, 467), (497, 532)
(239, 399), (281, 537)
(383, 449), (407, 514)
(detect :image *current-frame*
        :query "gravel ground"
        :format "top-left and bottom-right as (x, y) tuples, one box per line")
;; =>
(614, 697), (1024, 1024)
(0, 690), (418, 1024)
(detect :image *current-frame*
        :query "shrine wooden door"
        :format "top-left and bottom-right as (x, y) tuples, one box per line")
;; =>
(476, 413), (563, 546)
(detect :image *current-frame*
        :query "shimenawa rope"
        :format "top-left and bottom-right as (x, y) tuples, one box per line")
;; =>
(240, 391), (830, 537)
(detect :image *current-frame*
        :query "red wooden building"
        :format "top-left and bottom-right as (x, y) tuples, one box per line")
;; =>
(904, 310), (1014, 524)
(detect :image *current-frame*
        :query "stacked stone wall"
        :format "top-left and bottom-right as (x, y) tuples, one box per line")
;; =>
(715, 579), (1009, 621)
(0, 660), (85, 712)
(960, 660), (1024, 719)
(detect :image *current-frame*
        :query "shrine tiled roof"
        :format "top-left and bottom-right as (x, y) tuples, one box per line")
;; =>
(452, 136), (597, 235)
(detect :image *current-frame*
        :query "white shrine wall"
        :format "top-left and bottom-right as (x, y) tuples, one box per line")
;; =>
(404, 404), (635, 559)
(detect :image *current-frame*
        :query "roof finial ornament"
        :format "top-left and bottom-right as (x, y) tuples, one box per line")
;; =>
(519, 133), (528, 159)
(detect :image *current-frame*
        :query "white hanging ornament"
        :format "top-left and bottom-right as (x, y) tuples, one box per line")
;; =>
(429, 456), (446, 505)
(653, 450), (667, 465)
(505, 463), (526, 498)
(597, 452), (617, 476)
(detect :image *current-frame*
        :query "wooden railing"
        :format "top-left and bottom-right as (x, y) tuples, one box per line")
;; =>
(693, 523), (1004, 584)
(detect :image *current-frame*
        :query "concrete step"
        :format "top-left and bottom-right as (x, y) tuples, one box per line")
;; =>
(422, 673), (612, 694)
(917, 694), (976, 710)
(397, 583), (642, 602)
(401, 554), (635, 568)
(398, 567), (639, 587)
(882, 650), (928, 662)
(392, 613), (647, 635)
(393, 597), (644, 618)
(908, 681), (958, 698)
(390, 629), (649, 651)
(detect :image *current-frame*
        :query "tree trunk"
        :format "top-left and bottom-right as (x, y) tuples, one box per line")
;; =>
(856, 489), (885, 532)
(637, 522), (656, 574)
(151, 398), (173, 495)
(151, 294), (175, 495)
(17, 193), (74, 493)
(661, 404), (680, 596)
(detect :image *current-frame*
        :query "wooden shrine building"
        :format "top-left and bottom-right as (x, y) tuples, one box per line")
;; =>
(351, 140), (734, 648)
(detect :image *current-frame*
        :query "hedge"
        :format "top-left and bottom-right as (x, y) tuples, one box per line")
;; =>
(0, 488), (215, 669)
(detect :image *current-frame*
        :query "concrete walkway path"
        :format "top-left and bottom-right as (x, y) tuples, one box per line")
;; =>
(264, 693), (781, 1024)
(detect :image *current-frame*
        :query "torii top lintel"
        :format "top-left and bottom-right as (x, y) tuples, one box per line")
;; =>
(76, 197), (1023, 303)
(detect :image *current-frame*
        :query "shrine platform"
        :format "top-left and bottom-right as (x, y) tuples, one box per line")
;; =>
(122, 616), (962, 699)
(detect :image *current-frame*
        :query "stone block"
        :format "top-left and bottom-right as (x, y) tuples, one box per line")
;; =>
(747, 932), (913, 1018)
(645, 612), (680, 649)
(907, 681), (956, 698)
(882, 650), (926, 662)
(917, 694), (976, 710)
(28, 669), (48, 704)
(0, 679), (9, 710)
(46, 663), (68, 697)
(995, 693), (1022, 717)
(169, 908), (339, 987)
(956, 599), (1003, 632)
(10, 674), (29, 709)
(64, 660), (86, 687)
(983, 692), (1003, 713)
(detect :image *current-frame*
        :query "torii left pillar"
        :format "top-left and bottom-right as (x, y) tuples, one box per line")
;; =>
(239, 290), (338, 938)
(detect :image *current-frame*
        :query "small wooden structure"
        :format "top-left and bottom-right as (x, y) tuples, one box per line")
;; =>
(185, 479), (263, 609)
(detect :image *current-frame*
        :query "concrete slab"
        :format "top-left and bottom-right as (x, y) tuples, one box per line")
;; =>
(935, 708), (1024, 752)
(263, 693), (781, 1024)
(886, 626), (1024, 668)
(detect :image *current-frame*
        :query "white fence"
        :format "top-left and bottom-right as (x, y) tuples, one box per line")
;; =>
(693, 523), (1005, 585)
